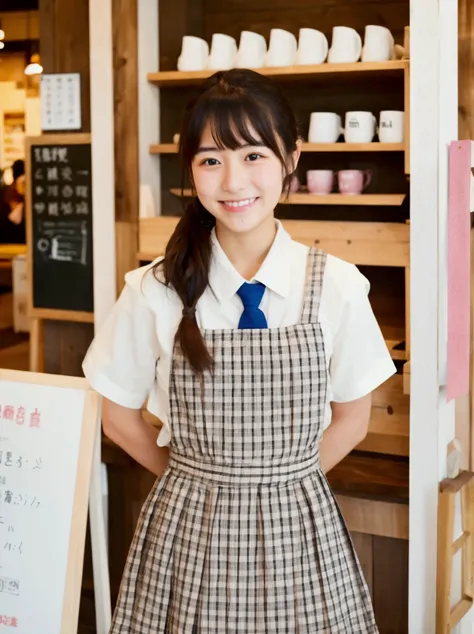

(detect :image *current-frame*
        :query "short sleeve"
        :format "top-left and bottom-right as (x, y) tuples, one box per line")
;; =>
(329, 269), (396, 402)
(82, 270), (160, 409)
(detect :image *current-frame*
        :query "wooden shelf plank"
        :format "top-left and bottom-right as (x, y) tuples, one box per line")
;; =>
(385, 339), (407, 361)
(139, 217), (410, 267)
(150, 142), (405, 154)
(148, 61), (407, 87)
(170, 188), (406, 207)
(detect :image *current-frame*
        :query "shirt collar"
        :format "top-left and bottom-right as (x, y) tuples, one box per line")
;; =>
(208, 220), (292, 302)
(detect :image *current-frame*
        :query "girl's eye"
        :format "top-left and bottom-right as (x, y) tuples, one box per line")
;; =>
(246, 153), (263, 162)
(201, 158), (220, 166)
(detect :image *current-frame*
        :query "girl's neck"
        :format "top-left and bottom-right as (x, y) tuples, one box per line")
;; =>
(215, 216), (277, 280)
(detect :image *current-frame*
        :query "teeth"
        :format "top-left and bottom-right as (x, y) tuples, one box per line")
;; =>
(224, 198), (256, 208)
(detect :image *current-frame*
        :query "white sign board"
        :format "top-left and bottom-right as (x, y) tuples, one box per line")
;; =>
(40, 74), (82, 132)
(0, 370), (98, 633)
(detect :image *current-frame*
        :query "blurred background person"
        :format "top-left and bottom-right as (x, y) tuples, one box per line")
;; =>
(0, 160), (26, 244)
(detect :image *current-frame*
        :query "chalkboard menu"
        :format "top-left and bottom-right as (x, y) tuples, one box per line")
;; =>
(27, 135), (93, 316)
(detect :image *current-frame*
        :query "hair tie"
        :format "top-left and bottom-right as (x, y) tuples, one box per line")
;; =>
(182, 306), (196, 318)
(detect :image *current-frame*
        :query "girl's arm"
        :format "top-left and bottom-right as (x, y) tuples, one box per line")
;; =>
(319, 394), (372, 473)
(102, 397), (169, 477)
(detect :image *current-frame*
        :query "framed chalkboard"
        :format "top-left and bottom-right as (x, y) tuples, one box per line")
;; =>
(25, 134), (94, 322)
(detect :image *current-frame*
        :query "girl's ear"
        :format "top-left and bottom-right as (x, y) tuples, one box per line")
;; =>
(289, 138), (303, 173)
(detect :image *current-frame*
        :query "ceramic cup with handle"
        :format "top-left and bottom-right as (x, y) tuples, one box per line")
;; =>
(207, 33), (238, 70)
(235, 31), (267, 68)
(308, 112), (343, 143)
(338, 169), (372, 195)
(344, 111), (377, 143)
(265, 29), (297, 67)
(289, 174), (300, 193)
(177, 36), (209, 71)
(362, 25), (395, 62)
(379, 110), (405, 143)
(307, 170), (336, 195)
(295, 28), (329, 65)
(328, 27), (362, 63)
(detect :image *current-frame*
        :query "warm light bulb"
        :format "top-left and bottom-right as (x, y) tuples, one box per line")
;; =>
(24, 53), (42, 75)
(0, 42), (4, 50)
(24, 62), (43, 76)
(0, 30), (5, 40)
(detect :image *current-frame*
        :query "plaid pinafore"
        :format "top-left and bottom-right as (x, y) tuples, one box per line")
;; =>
(110, 248), (378, 633)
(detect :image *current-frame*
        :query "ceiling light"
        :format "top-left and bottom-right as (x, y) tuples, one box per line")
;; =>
(24, 53), (42, 76)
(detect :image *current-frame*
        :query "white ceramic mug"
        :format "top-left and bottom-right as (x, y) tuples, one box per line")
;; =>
(235, 31), (267, 68)
(177, 36), (209, 71)
(362, 25), (395, 62)
(308, 112), (343, 143)
(207, 33), (238, 70)
(379, 111), (405, 143)
(265, 29), (297, 67)
(344, 111), (376, 143)
(328, 27), (362, 63)
(295, 28), (328, 65)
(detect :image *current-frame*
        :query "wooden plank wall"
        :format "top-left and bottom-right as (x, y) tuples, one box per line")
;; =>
(39, 0), (94, 377)
(112, 0), (139, 293)
(459, 0), (474, 140)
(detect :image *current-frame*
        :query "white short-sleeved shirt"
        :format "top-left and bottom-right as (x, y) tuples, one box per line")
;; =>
(82, 220), (396, 447)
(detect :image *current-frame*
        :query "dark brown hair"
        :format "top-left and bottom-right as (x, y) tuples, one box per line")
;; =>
(154, 69), (299, 373)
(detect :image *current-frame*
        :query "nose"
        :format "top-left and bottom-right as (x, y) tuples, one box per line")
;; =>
(221, 160), (247, 195)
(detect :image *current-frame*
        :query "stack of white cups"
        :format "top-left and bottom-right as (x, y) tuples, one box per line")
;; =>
(176, 24), (396, 71)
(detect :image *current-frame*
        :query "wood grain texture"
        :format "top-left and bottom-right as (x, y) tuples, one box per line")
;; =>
(459, 0), (474, 139)
(351, 532), (374, 597)
(112, 0), (140, 294)
(159, 0), (204, 71)
(373, 536), (409, 633)
(203, 2), (409, 46)
(38, 0), (93, 379)
(328, 452), (409, 502)
(113, 0), (139, 224)
(39, 0), (91, 132)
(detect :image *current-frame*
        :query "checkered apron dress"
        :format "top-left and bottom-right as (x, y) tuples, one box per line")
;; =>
(110, 248), (378, 633)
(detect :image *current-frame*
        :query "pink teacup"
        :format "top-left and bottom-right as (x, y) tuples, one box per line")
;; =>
(306, 170), (335, 194)
(338, 169), (372, 195)
(289, 174), (300, 193)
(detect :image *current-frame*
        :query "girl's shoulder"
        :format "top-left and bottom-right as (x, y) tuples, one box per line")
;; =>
(122, 257), (179, 310)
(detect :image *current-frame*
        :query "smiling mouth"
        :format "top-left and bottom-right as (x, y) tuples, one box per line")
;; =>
(220, 197), (258, 210)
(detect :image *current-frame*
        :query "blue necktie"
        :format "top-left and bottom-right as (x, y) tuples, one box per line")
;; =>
(237, 282), (268, 329)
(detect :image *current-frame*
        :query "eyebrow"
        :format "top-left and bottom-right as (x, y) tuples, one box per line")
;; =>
(195, 143), (267, 155)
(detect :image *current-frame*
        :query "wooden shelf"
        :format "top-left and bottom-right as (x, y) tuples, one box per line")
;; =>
(148, 61), (407, 87)
(150, 142), (405, 154)
(385, 339), (407, 362)
(170, 188), (406, 207)
(139, 217), (410, 268)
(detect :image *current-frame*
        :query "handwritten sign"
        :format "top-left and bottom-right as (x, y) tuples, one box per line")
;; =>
(0, 369), (98, 633)
(26, 134), (94, 321)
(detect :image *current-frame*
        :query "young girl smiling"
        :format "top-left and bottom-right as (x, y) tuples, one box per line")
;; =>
(84, 68), (395, 633)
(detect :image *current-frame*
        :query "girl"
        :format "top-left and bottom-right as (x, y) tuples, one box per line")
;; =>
(83, 69), (396, 633)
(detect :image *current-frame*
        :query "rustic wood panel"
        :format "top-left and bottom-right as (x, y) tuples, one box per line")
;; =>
(351, 532), (374, 597)
(42, 321), (94, 375)
(203, 2), (409, 45)
(373, 536), (409, 633)
(39, 0), (91, 132)
(39, 0), (94, 379)
(459, 0), (474, 139)
(113, 0), (140, 290)
(159, 0), (204, 71)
